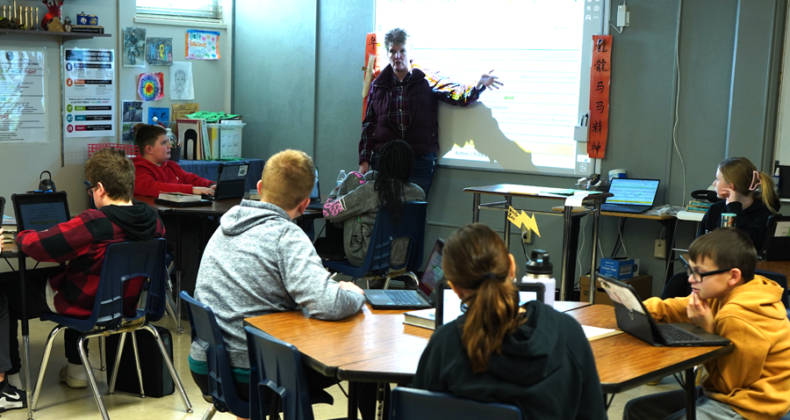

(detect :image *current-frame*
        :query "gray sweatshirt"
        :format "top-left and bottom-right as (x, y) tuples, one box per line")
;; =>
(189, 200), (366, 368)
(322, 171), (426, 266)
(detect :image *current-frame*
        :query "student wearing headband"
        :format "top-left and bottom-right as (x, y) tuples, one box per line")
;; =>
(412, 223), (606, 420)
(662, 156), (780, 299)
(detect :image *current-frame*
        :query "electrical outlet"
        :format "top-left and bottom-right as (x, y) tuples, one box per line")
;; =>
(654, 239), (666, 259)
(521, 229), (533, 245)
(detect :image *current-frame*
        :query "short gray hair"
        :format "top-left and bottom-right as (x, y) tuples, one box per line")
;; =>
(384, 28), (409, 50)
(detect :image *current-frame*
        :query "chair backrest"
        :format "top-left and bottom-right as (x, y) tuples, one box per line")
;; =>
(244, 326), (315, 420)
(363, 201), (427, 274)
(82, 239), (167, 331)
(389, 387), (522, 420)
(180, 291), (250, 418)
(756, 269), (789, 309)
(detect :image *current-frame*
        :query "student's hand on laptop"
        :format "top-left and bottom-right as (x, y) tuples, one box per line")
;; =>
(193, 186), (214, 196)
(687, 292), (715, 333)
(338, 281), (365, 296)
(211, 184), (217, 190)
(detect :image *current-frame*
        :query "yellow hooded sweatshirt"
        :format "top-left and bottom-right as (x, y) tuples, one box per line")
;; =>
(644, 275), (790, 420)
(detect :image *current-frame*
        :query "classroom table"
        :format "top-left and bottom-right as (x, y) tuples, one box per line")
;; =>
(464, 184), (612, 302)
(1, 242), (34, 420)
(245, 301), (731, 420)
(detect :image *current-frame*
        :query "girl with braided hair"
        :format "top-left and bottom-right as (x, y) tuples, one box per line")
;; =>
(323, 140), (425, 267)
(412, 223), (606, 420)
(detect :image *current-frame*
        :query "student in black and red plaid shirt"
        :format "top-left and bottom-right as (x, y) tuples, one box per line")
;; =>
(0, 148), (165, 393)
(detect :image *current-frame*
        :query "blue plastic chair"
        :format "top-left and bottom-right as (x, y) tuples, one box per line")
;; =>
(181, 291), (251, 420)
(244, 326), (342, 420)
(389, 387), (522, 420)
(32, 239), (192, 420)
(323, 201), (427, 289)
(756, 269), (789, 309)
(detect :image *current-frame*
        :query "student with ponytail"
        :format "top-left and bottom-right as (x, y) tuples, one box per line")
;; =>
(699, 157), (780, 248)
(662, 157), (780, 299)
(412, 223), (606, 420)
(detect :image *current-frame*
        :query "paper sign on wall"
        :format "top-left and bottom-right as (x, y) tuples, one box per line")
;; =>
(0, 50), (46, 143)
(507, 206), (541, 238)
(146, 37), (173, 66)
(588, 35), (612, 159)
(64, 48), (115, 138)
(137, 72), (164, 101)
(186, 30), (220, 60)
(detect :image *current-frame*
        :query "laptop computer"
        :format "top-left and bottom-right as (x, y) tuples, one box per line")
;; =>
(435, 281), (545, 327)
(306, 167), (324, 210)
(365, 238), (446, 309)
(11, 191), (71, 232)
(204, 162), (250, 201)
(597, 275), (730, 347)
(601, 178), (660, 214)
(760, 215), (790, 261)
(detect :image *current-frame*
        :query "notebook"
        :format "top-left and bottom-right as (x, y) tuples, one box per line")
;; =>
(601, 178), (660, 214)
(760, 215), (790, 261)
(306, 167), (324, 210)
(434, 281), (545, 327)
(203, 162), (250, 201)
(597, 275), (730, 347)
(11, 191), (71, 232)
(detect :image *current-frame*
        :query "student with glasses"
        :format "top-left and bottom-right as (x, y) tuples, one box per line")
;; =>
(624, 228), (790, 420)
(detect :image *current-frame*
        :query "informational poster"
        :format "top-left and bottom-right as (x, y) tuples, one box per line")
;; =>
(0, 50), (47, 143)
(64, 49), (115, 138)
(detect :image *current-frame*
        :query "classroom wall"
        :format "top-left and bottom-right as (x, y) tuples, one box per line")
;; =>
(233, 0), (786, 297)
(0, 0), (232, 216)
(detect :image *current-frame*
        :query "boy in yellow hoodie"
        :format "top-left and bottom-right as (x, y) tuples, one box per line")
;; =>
(623, 228), (790, 420)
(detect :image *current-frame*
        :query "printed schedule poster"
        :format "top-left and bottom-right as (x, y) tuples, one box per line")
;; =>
(0, 50), (47, 143)
(64, 49), (115, 138)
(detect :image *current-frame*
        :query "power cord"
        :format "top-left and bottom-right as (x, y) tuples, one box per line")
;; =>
(670, 0), (687, 206)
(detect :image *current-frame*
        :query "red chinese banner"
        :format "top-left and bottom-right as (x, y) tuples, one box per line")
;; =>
(588, 35), (612, 159)
(362, 33), (381, 120)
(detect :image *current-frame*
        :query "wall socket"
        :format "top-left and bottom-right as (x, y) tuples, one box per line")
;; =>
(654, 239), (666, 259)
(522, 229), (533, 245)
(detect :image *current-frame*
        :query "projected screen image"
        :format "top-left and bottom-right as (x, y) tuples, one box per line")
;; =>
(375, 0), (603, 175)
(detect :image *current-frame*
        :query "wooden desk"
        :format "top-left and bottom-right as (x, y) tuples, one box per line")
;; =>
(246, 303), (731, 420)
(464, 185), (612, 302)
(1, 242), (35, 420)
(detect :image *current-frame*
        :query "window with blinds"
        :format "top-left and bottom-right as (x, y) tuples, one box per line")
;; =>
(136, 0), (223, 23)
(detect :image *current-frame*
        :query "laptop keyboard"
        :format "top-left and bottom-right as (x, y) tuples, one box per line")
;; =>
(657, 324), (704, 343)
(384, 290), (424, 306)
(602, 204), (645, 212)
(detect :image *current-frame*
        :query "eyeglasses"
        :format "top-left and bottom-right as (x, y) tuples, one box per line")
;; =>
(86, 184), (97, 197)
(680, 258), (731, 283)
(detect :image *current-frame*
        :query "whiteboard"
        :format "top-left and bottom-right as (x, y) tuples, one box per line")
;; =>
(375, 0), (605, 176)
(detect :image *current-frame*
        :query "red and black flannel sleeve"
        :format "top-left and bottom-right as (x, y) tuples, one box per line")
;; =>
(16, 211), (114, 263)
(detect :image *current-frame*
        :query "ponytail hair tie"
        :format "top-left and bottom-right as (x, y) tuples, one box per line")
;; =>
(479, 272), (499, 282)
(749, 170), (761, 191)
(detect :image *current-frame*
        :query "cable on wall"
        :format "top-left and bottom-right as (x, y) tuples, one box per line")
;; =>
(670, 0), (687, 206)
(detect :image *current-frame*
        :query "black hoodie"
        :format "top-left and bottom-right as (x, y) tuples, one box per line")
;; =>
(698, 197), (781, 250)
(99, 200), (163, 241)
(412, 301), (607, 420)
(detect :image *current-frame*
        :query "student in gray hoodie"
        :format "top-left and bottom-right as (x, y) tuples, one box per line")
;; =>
(413, 223), (607, 420)
(323, 140), (426, 266)
(188, 150), (366, 416)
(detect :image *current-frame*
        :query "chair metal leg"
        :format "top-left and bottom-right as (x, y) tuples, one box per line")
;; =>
(108, 333), (127, 394)
(99, 335), (106, 371)
(78, 333), (110, 420)
(201, 404), (218, 420)
(130, 332), (146, 398)
(404, 271), (420, 289)
(383, 275), (392, 290)
(31, 325), (67, 410)
(165, 293), (178, 321)
(141, 324), (192, 412)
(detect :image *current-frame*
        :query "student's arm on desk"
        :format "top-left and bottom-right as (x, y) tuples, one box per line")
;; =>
(643, 296), (692, 323)
(16, 211), (103, 263)
(134, 165), (194, 196)
(277, 224), (365, 320)
(168, 161), (213, 188)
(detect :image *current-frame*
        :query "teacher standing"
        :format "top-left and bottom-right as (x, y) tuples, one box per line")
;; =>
(358, 28), (502, 196)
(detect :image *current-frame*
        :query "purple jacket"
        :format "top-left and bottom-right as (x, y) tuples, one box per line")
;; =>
(359, 64), (483, 164)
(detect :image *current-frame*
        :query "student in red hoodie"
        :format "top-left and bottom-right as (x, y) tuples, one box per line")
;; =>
(131, 123), (216, 197)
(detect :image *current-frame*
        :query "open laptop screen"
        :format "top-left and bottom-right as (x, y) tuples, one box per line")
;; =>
(606, 179), (660, 206)
(417, 239), (444, 295)
(436, 282), (545, 327)
(12, 192), (70, 232)
(310, 168), (320, 201)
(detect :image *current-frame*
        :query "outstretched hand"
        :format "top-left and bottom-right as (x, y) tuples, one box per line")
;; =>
(477, 70), (503, 90)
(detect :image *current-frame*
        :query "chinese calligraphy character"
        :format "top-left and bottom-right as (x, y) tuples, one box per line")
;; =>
(591, 120), (602, 134)
(596, 38), (608, 53)
(591, 142), (602, 154)
(595, 81), (605, 93)
(596, 101), (605, 114)
(595, 59), (607, 72)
